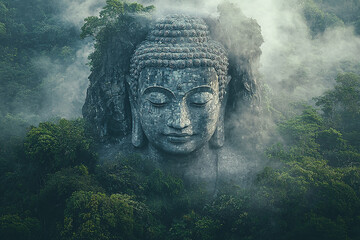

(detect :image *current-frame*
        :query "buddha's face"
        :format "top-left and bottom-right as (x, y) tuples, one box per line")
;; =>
(137, 67), (221, 154)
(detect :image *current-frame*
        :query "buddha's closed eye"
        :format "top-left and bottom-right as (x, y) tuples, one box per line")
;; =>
(146, 92), (169, 107)
(188, 92), (213, 107)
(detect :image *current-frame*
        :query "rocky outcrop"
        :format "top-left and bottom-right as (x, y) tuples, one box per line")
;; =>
(82, 15), (152, 141)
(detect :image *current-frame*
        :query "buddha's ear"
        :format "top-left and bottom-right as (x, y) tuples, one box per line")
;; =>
(209, 114), (225, 148)
(129, 91), (145, 147)
(210, 89), (228, 148)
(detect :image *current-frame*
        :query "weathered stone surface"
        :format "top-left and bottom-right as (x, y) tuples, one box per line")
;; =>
(82, 15), (152, 141)
(83, 10), (263, 143)
(83, 9), (263, 192)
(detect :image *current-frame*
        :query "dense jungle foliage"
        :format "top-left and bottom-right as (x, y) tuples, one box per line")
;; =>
(1, 0), (360, 239)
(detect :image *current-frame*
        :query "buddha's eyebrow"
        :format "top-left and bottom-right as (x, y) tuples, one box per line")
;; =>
(184, 86), (215, 97)
(142, 86), (175, 98)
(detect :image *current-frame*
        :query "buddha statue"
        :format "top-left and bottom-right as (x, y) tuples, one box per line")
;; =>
(128, 16), (229, 152)
(83, 9), (263, 192)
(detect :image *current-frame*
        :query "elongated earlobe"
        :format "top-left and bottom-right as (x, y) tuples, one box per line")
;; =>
(210, 115), (225, 148)
(129, 91), (145, 147)
(132, 112), (145, 147)
(210, 84), (229, 148)
(209, 104), (225, 148)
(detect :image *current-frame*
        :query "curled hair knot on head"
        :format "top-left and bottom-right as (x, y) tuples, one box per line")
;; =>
(128, 15), (230, 101)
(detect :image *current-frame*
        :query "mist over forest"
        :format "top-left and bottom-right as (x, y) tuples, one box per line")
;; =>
(1, 0), (360, 239)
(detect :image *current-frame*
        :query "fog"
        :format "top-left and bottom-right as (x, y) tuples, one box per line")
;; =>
(147, 0), (360, 100)
(238, 0), (360, 100)
(34, 42), (93, 120)
(59, 0), (105, 28)
(27, 0), (358, 165)
(14, 0), (356, 174)
(31, 0), (106, 121)
(35, 0), (360, 122)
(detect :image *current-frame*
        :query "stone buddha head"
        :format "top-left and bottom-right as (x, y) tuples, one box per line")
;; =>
(82, 8), (263, 156)
(127, 15), (230, 155)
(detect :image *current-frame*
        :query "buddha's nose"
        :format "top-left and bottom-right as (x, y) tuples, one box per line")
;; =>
(167, 102), (191, 129)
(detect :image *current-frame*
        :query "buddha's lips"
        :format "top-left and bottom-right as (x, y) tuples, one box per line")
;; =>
(165, 133), (193, 137)
(163, 133), (194, 143)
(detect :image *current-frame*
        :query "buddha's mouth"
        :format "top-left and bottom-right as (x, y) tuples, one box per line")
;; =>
(164, 133), (193, 143)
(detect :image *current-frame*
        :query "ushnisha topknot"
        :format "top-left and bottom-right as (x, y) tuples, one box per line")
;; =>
(129, 15), (229, 100)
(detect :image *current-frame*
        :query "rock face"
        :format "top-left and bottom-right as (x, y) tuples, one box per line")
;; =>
(82, 2), (263, 145)
(82, 15), (152, 141)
